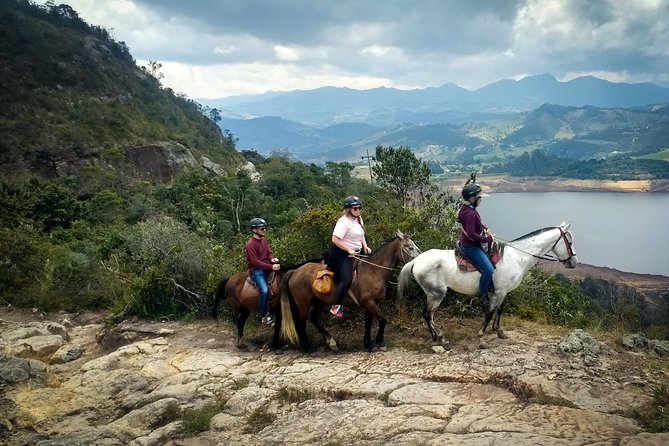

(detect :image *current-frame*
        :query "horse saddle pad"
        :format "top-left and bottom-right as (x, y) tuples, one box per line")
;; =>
(455, 241), (503, 273)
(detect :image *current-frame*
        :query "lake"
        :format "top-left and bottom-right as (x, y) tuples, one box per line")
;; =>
(478, 192), (669, 277)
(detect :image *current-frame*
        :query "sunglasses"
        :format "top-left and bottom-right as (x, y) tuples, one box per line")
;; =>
(257, 227), (267, 230)
(351, 206), (362, 211)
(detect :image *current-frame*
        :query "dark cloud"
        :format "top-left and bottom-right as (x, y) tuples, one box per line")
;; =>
(42, 0), (669, 97)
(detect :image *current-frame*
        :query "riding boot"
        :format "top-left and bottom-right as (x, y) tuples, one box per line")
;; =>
(479, 293), (490, 312)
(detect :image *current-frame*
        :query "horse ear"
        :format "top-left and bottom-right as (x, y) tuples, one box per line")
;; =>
(396, 229), (404, 239)
(559, 221), (570, 230)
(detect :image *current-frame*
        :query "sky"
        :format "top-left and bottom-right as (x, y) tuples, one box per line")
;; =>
(39, 0), (669, 99)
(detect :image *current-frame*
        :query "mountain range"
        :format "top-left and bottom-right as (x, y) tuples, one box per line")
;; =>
(199, 76), (669, 164)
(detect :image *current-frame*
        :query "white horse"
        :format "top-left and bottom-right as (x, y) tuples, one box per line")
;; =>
(398, 222), (578, 347)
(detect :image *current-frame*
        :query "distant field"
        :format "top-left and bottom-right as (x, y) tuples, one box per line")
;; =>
(637, 148), (669, 161)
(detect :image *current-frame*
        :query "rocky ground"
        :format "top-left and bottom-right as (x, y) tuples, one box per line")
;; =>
(1, 303), (668, 446)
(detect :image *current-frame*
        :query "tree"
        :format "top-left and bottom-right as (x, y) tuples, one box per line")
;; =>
(372, 145), (431, 205)
(324, 161), (353, 189)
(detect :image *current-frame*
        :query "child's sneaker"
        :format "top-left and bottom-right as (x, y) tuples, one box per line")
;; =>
(330, 305), (344, 318)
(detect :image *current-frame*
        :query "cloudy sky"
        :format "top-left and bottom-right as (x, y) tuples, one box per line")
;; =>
(41, 0), (669, 99)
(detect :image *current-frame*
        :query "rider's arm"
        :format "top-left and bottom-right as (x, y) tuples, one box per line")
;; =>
(332, 235), (357, 255)
(461, 209), (493, 243)
(246, 239), (275, 270)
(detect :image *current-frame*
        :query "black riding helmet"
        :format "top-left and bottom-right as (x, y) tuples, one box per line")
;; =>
(462, 183), (483, 201)
(249, 217), (267, 229)
(343, 196), (363, 209)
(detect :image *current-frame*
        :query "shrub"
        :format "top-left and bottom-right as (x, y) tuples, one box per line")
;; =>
(124, 215), (210, 318)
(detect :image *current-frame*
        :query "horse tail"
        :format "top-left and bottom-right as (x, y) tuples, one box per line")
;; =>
(212, 277), (230, 320)
(397, 259), (416, 306)
(279, 270), (299, 345)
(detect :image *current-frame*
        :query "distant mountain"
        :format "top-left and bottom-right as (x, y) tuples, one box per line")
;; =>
(200, 75), (669, 128)
(218, 102), (669, 168)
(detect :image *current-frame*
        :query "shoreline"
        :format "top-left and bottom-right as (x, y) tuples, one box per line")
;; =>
(538, 262), (669, 302)
(437, 175), (669, 193)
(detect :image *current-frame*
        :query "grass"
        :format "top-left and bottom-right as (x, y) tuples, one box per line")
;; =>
(636, 148), (669, 161)
(243, 406), (276, 434)
(275, 386), (314, 404)
(181, 400), (227, 435)
(620, 383), (669, 432)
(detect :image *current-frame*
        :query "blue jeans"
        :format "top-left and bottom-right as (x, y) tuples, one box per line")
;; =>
(250, 268), (269, 316)
(460, 245), (494, 295)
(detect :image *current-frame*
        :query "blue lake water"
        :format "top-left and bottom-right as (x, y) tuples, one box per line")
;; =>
(478, 192), (669, 277)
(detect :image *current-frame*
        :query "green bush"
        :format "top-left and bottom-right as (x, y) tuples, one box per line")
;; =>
(124, 215), (211, 318)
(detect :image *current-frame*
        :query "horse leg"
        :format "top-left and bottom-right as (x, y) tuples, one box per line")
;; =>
(309, 299), (338, 352)
(478, 304), (496, 349)
(493, 299), (508, 339)
(236, 307), (251, 350)
(270, 305), (284, 353)
(371, 304), (387, 350)
(363, 308), (375, 352)
(422, 291), (448, 346)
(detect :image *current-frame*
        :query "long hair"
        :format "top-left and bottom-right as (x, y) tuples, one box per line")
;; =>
(339, 209), (365, 230)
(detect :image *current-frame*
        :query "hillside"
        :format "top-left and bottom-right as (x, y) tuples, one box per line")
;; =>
(0, 0), (243, 181)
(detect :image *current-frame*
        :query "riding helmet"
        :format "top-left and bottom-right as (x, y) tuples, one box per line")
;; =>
(343, 196), (363, 209)
(461, 183), (483, 200)
(249, 217), (267, 229)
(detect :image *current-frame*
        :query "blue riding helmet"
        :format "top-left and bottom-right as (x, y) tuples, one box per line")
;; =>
(343, 196), (363, 209)
(249, 217), (267, 229)
(462, 183), (483, 200)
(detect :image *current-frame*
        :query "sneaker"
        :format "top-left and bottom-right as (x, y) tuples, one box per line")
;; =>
(330, 305), (344, 318)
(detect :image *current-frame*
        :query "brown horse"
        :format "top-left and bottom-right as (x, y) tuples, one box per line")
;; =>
(278, 230), (420, 352)
(213, 270), (284, 349)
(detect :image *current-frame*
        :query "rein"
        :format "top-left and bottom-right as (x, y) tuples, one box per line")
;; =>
(352, 238), (419, 270)
(353, 255), (396, 270)
(497, 227), (576, 264)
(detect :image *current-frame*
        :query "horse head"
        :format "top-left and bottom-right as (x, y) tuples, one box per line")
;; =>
(553, 222), (578, 268)
(396, 229), (421, 263)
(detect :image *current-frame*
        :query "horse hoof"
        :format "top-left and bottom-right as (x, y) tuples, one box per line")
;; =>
(273, 347), (284, 355)
(237, 342), (248, 350)
(497, 330), (508, 339)
(378, 345), (387, 352)
(478, 340), (489, 349)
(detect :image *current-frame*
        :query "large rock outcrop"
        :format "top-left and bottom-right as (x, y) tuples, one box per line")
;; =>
(1, 311), (667, 445)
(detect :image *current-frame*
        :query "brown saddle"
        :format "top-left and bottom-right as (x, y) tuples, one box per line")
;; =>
(244, 271), (277, 297)
(455, 241), (504, 273)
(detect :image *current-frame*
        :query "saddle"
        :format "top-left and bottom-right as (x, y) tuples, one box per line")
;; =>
(245, 271), (277, 296)
(455, 241), (504, 273)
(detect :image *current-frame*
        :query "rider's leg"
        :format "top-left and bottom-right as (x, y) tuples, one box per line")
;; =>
(461, 246), (494, 310)
(250, 269), (270, 319)
(333, 258), (353, 306)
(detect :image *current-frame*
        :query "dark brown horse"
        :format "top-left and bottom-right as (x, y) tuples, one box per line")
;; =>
(213, 270), (284, 349)
(278, 230), (420, 352)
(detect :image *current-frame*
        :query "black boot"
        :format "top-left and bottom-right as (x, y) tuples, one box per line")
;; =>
(479, 293), (490, 312)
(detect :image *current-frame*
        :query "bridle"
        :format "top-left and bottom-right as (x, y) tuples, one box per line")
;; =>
(503, 226), (576, 264)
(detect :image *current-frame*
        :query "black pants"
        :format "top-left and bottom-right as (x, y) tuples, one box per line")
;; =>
(327, 245), (354, 305)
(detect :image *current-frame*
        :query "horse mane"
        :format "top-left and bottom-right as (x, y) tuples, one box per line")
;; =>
(280, 258), (323, 271)
(368, 235), (400, 257)
(510, 227), (556, 242)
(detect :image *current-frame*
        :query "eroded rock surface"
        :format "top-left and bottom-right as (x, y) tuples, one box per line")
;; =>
(1, 310), (667, 445)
